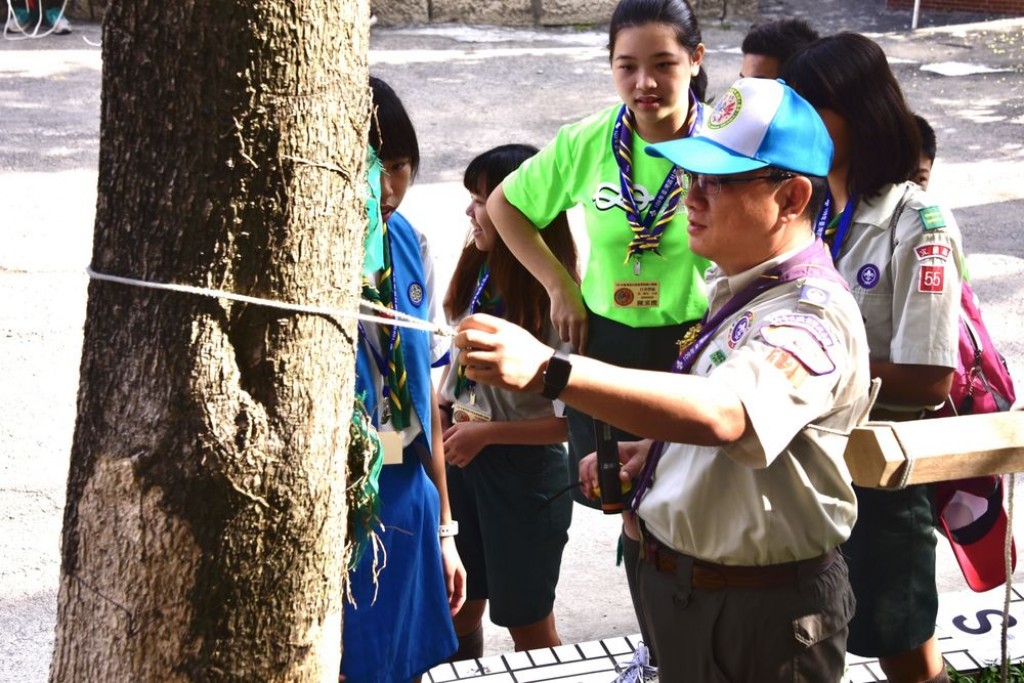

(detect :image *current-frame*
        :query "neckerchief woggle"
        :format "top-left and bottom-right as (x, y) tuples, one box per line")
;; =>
(629, 239), (848, 511)
(454, 265), (504, 398)
(614, 90), (703, 274)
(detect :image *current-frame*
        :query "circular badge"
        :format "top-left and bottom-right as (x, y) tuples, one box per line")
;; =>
(727, 311), (754, 349)
(708, 87), (742, 130)
(407, 281), (424, 307)
(614, 287), (635, 307)
(857, 264), (880, 289)
(801, 286), (829, 306)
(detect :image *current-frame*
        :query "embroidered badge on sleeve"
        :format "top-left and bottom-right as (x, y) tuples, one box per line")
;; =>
(759, 323), (837, 376)
(918, 264), (946, 293)
(919, 206), (947, 230)
(761, 312), (837, 347)
(797, 284), (831, 309)
(766, 348), (809, 388)
(915, 244), (952, 261)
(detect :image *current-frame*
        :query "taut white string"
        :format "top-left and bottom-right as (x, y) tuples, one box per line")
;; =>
(85, 266), (455, 337)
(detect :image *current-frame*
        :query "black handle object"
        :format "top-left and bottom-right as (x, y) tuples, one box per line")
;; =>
(594, 419), (624, 514)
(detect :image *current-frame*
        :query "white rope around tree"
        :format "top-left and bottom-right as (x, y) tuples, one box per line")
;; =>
(85, 266), (456, 337)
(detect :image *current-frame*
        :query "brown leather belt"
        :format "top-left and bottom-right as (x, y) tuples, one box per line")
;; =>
(642, 536), (837, 590)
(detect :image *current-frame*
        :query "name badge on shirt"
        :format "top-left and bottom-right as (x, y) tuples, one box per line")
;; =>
(380, 430), (404, 466)
(452, 401), (491, 423)
(613, 281), (660, 308)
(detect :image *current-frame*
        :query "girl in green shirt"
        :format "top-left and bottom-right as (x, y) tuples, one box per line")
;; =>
(485, 0), (712, 664)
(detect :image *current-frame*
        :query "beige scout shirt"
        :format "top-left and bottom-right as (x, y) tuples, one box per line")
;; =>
(834, 181), (962, 380)
(638, 239), (873, 566)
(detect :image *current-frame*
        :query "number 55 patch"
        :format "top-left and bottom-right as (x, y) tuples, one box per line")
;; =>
(919, 264), (946, 293)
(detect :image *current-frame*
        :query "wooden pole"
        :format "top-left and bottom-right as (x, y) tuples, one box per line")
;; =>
(845, 411), (1024, 488)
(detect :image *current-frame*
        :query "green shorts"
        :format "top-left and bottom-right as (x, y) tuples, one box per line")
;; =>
(843, 483), (938, 657)
(447, 443), (571, 627)
(567, 309), (697, 509)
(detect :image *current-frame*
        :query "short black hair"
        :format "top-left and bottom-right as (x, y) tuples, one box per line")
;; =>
(782, 32), (921, 200)
(741, 18), (819, 66)
(369, 76), (420, 177)
(914, 114), (937, 163)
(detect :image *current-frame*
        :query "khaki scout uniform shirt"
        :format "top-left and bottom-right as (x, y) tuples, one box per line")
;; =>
(638, 239), (873, 566)
(834, 182), (962, 407)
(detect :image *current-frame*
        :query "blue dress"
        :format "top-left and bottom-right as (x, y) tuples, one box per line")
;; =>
(342, 212), (457, 682)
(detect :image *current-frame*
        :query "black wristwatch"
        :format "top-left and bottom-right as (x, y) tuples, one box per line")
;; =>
(541, 350), (572, 400)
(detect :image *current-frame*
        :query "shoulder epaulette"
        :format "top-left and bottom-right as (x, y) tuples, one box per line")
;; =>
(918, 206), (946, 231)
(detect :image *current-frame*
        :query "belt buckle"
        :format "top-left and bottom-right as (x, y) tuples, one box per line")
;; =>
(694, 564), (728, 590)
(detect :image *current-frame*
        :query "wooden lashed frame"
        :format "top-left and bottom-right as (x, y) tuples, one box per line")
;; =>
(845, 411), (1024, 488)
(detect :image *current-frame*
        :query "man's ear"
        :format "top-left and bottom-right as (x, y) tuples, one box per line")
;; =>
(777, 175), (812, 226)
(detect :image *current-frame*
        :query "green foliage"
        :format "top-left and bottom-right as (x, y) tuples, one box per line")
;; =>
(948, 662), (1024, 682)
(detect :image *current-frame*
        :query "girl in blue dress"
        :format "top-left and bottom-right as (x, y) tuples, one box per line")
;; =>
(341, 76), (465, 683)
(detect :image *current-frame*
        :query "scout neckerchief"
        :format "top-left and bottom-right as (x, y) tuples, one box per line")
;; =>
(362, 148), (385, 277)
(822, 194), (858, 261)
(629, 239), (848, 510)
(454, 264), (505, 399)
(614, 90), (702, 275)
(360, 218), (412, 430)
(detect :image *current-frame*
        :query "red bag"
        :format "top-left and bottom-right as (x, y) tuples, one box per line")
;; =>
(929, 258), (1017, 591)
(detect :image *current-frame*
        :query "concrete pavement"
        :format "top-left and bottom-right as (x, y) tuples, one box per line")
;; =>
(2, 2), (1024, 679)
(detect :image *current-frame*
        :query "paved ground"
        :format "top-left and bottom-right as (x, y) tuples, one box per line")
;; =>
(2, 2), (1023, 680)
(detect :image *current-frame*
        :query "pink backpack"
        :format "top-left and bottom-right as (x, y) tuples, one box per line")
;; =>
(886, 186), (1017, 417)
(887, 188), (1020, 591)
(933, 280), (1016, 417)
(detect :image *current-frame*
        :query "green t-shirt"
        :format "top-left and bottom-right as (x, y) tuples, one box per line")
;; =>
(503, 104), (710, 327)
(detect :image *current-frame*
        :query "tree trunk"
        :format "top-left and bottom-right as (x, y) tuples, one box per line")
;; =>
(50, 1), (369, 681)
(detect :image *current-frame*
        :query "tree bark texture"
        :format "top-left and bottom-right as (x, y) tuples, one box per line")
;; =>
(50, 1), (370, 681)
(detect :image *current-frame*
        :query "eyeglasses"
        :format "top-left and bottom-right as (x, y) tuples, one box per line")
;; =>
(676, 169), (796, 197)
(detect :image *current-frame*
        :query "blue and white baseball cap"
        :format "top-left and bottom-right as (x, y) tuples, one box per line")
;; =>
(646, 78), (833, 177)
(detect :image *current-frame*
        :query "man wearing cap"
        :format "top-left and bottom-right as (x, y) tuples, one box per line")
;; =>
(454, 77), (873, 681)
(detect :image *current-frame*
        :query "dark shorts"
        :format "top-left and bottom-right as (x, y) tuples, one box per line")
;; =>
(567, 309), (697, 509)
(447, 443), (572, 627)
(843, 483), (938, 657)
(637, 546), (854, 682)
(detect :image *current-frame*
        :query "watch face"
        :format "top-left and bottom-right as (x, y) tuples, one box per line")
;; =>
(542, 351), (572, 400)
